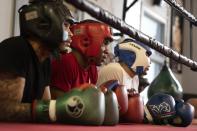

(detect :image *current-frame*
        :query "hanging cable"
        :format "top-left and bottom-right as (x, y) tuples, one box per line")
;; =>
(122, 0), (127, 21)
(123, 0), (139, 21)
(126, 0), (138, 11)
(189, 0), (193, 59)
(190, 22), (193, 59)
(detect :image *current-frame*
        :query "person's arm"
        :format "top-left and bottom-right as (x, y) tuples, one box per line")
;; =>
(42, 86), (51, 100)
(0, 72), (32, 122)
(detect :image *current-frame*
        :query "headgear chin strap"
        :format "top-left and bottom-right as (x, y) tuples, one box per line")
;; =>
(70, 20), (113, 58)
(114, 39), (152, 75)
(63, 30), (69, 41)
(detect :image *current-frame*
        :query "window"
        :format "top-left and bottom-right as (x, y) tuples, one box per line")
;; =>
(141, 12), (165, 43)
(14, 0), (28, 36)
(140, 9), (166, 103)
(125, 0), (142, 30)
(141, 9), (166, 83)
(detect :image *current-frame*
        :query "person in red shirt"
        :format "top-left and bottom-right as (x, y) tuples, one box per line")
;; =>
(50, 20), (113, 98)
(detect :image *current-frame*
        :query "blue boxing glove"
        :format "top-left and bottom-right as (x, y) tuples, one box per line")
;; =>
(144, 93), (176, 125)
(168, 99), (195, 127)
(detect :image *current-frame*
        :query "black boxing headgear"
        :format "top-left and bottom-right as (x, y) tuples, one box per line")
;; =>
(19, 0), (75, 50)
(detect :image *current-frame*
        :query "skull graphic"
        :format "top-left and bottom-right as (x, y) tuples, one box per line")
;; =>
(66, 96), (84, 118)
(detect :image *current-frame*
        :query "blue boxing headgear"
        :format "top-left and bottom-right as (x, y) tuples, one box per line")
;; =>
(114, 39), (152, 75)
(19, 0), (75, 50)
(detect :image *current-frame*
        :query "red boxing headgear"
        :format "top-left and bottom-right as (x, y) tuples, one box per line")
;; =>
(70, 20), (113, 57)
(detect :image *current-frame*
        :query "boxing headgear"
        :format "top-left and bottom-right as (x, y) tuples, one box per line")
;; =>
(70, 20), (113, 58)
(19, 0), (75, 50)
(145, 93), (176, 124)
(114, 39), (152, 75)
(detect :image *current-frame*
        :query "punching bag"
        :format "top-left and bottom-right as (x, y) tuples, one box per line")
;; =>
(148, 63), (183, 100)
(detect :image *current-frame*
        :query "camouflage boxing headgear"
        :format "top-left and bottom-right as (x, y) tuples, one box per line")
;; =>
(114, 38), (152, 75)
(19, 0), (75, 50)
(70, 20), (113, 58)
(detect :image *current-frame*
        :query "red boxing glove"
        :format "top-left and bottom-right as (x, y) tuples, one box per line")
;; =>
(123, 94), (144, 123)
(122, 90), (144, 123)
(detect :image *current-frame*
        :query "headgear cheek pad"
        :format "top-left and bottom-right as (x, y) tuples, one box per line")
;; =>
(19, 0), (75, 50)
(70, 20), (113, 58)
(114, 39), (152, 75)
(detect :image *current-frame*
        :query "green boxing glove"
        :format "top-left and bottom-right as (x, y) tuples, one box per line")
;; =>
(32, 87), (105, 125)
(103, 90), (119, 125)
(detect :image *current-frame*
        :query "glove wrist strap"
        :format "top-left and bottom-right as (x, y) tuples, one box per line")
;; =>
(144, 105), (153, 122)
(49, 100), (57, 122)
(32, 100), (57, 123)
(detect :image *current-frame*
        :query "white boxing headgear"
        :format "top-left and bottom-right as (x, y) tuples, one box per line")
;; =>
(114, 39), (152, 75)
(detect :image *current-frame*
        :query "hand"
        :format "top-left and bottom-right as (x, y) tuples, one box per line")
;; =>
(127, 88), (137, 97)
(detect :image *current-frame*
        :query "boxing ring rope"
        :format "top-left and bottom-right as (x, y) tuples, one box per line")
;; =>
(164, 0), (197, 26)
(64, 0), (197, 71)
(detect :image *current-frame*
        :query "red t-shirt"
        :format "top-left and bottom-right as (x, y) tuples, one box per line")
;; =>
(51, 52), (98, 92)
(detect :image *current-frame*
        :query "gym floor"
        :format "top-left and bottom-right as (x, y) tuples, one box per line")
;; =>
(0, 120), (197, 131)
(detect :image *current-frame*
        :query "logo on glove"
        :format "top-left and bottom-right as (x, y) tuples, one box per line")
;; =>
(148, 102), (174, 118)
(66, 96), (85, 118)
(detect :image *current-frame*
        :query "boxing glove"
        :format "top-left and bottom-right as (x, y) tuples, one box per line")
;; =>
(32, 86), (105, 125)
(122, 91), (144, 123)
(99, 80), (119, 92)
(99, 80), (128, 116)
(144, 93), (176, 125)
(168, 99), (195, 127)
(103, 90), (119, 125)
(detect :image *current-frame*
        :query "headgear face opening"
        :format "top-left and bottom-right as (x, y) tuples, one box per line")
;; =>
(19, 0), (75, 50)
(114, 39), (152, 75)
(70, 20), (113, 58)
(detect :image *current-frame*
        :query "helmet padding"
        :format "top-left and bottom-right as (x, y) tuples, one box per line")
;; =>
(19, 0), (75, 50)
(114, 39), (152, 75)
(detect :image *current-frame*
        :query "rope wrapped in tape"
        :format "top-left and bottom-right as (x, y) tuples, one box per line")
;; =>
(164, 0), (197, 26)
(65, 0), (197, 71)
